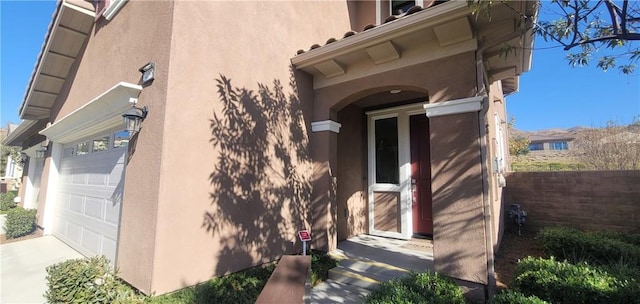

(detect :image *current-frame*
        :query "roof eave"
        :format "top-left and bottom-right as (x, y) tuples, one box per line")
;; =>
(291, 1), (469, 69)
(18, 0), (95, 120)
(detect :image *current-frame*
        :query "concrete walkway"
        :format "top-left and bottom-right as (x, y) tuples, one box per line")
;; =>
(310, 235), (435, 304)
(1, 235), (82, 304)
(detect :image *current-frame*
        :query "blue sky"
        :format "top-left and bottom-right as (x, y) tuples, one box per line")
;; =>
(1, 1), (639, 132)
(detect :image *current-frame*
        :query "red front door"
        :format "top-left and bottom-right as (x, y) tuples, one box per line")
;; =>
(410, 114), (433, 235)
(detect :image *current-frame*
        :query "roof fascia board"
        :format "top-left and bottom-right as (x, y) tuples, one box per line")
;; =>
(2, 120), (39, 146)
(291, 1), (469, 69)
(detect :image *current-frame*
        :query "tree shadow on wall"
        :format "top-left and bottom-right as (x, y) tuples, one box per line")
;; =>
(202, 72), (312, 276)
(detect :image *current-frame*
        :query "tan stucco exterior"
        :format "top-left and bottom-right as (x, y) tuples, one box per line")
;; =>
(9, 0), (536, 296)
(150, 1), (352, 294)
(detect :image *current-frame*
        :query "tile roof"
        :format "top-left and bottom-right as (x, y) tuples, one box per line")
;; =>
(296, 4), (435, 56)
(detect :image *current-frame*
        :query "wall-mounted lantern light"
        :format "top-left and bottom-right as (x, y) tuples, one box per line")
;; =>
(122, 106), (148, 135)
(139, 62), (155, 86)
(35, 147), (47, 158)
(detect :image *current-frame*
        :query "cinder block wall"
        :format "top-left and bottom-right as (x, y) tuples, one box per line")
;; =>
(505, 171), (640, 233)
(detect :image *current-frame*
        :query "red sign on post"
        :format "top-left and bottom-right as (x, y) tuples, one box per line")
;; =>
(298, 230), (311, 242)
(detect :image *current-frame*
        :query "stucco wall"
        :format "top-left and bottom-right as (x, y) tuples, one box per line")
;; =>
(42, 1), (175, 293)
(486, 81), (507, 250)
(151, 1), (352, 294)
(314, 51), (477, 121)
(336, 104), (367, 240)
(350, 0), (377, 31)
(311, 50), (486, 284)
(430, 112), (487, 284)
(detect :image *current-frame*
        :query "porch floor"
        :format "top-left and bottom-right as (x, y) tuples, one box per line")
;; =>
(310, 234), (435, 304)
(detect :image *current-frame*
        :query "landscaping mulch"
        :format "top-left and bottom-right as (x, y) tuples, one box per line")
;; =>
(0, 227), (44, 244)
(494, 227), (546, 290)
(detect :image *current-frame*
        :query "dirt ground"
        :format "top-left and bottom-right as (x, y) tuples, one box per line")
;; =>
(494, 226), (546, 290)
(0, 227), (44, 245)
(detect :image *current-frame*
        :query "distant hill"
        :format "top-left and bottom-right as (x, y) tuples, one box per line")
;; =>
(509, 124), (640, 170)
(513, 124), (639, 141)
(511, 126), (592, 139)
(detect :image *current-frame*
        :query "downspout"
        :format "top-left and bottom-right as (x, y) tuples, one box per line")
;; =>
(476, 45), (495, 300)
(475, 17), (532, 299)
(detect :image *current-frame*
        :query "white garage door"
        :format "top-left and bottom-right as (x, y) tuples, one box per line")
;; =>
(53, 131), (128, 264)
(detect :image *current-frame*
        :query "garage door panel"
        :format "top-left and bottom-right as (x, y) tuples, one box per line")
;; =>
(60, 186), (119, 199)
(66, 220), (82, 244)
(108, 166), (123, 187)
(57, 206), (119, 237)
(88, 172), (107, 185)
(66, 194), (82, 213)
(105, 202), (120, 224)
(102, 237), (117, 261)
(71, 168), (87, 184)
(54, 146), (125, 265)
(84, 197), (104, 220)
(81, 228), (101, 254)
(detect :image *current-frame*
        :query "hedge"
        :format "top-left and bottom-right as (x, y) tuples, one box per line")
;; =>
(45, 256), (144, 304)
(489, 290), (550, 304)
(4, 207), (36, 238)
(363, 272), (465, 304)
(0, 191), (17, 211)
(514, 256), (640, 304)
(538, 226), (640, 267)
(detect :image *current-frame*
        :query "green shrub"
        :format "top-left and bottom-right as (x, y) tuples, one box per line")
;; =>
(0, 191), (17, 211)
(363, 272), (465, 304)
(514, 256), (640, 304)
(4, 207), (36, 238)
(489, 290), (550, 304)
(45, 256), (144, 304)
(147, 264), (274, 304)
(310, 250), (338, 286)
(539, 226), (640, 267)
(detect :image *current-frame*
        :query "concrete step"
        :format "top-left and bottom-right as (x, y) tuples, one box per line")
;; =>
(328, 255), (412, 289)
(311, 280), (370, 304)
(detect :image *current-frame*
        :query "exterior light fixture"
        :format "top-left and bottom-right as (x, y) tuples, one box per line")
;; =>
(35, 147), (47, 158)
(139, 62), (155, 86)
(390, 89), (402, 94)
(122, 106), (148, 135)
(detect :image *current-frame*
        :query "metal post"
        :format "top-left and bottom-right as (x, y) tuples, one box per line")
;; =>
(302, 241), (307, 256)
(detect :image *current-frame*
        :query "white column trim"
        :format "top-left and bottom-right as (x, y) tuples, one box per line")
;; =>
(42, 142), (63, 235)
(424, 96), (485, 117)
(23, 157), (37, 209)
(311, 120), (342, 133)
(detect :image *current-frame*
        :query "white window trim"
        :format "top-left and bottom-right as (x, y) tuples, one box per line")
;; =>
(376, 0), (425, 24)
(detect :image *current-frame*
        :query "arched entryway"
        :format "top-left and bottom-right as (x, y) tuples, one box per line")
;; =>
(334, 88), (434, 241)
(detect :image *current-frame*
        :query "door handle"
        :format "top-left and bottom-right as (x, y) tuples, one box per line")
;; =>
(411, 178), (417, 204)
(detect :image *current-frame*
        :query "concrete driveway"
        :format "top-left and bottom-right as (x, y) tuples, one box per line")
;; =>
(1, 236), (83, 303)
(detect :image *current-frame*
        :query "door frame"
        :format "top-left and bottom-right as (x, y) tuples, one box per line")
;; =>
(366, 102), (428, 239)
